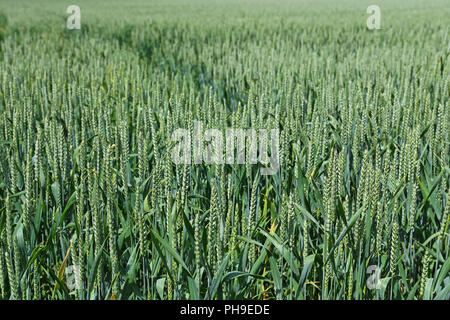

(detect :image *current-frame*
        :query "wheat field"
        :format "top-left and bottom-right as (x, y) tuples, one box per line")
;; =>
(0, 0), (448, 300)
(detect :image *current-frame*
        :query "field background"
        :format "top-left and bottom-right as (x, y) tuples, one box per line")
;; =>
(0, 0), (448, 300)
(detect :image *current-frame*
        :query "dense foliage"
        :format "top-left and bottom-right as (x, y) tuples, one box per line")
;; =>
(0, 0), (448, 300)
